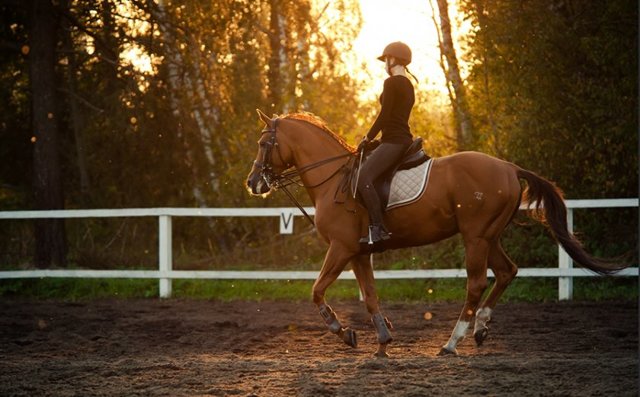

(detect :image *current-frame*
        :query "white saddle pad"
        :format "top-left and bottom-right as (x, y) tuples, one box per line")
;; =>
(387, 159), (433, 209)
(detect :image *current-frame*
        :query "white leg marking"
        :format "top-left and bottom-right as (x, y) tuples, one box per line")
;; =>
(443, 320), (469, 353)
(474, 307), (492, 334)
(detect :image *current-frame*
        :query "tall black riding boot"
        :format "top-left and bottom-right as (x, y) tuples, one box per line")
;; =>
(358, 185), (391, 245)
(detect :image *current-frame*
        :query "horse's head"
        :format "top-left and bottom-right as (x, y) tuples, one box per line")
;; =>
(246, 109), (294, 196)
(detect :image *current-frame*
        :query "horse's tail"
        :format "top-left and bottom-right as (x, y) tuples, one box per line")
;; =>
(516, 167), (626, 275)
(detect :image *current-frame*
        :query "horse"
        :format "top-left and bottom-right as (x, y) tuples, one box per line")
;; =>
(245, 109), (625, 357)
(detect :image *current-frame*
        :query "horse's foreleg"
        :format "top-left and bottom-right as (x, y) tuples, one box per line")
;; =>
(440, 237), (489, 356)
(317, 304), (357, 347)
(473, 242), (518, 346)
(312, 242), (357, 348)
(352, 254), (393, 357)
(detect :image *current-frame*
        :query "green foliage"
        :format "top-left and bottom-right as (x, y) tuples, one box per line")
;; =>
(458, 0), (638, 270)
(375, 235), (466, 270)
(499, 213), (559, 268)
(0, 0), (365, 264)
(460, 0), (638, 199)
(3, 0), (366, 207)
(0, 5), (30, 209)
(410, 90), (459, 157)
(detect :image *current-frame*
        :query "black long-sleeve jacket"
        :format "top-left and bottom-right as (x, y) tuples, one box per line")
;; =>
(366, 75), (415, 145)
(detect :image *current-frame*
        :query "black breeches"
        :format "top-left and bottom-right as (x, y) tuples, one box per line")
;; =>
(357, 142), (409, 224)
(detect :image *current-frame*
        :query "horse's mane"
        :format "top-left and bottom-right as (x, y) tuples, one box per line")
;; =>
(281, 112), (354, 152)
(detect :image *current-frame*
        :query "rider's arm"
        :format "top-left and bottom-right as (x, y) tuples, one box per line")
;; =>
(365, 77), (397, 141)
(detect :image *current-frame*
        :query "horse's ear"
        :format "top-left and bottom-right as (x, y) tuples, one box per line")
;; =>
(256, 109), (272, 127)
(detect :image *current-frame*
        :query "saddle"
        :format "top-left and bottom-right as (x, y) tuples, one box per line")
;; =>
(347, 138), (430, 210)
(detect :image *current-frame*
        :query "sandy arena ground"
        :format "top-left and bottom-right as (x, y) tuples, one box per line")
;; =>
(0, 298), (637, 396)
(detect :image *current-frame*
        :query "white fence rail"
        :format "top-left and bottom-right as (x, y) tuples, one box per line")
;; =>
(0, 199), (637, 300)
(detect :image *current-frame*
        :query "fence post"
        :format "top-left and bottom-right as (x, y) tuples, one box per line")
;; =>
(159, 215), (173, 298)
(558, 208), (574, 300)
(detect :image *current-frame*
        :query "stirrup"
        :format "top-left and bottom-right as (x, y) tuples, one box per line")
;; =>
(359, 224), (391, 245)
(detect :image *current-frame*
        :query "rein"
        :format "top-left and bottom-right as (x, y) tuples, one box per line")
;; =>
(255, 118), (353, 227)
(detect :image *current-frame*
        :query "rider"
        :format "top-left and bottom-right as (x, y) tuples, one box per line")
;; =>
(357, 41), (416, 246)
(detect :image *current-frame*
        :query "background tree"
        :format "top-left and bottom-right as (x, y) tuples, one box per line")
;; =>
(28, 0), (67, 267)
(460, 0), (637, 196)
(0, 0), (363, 267)
(430, 0), (474, 150)
(459, 0), (638, 264)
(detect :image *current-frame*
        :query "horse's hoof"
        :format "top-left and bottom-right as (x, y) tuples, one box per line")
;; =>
(437, 347), (457, 356)
(374, 348), (390, 358)
(341, 327), (358, 348)
(474, 327), (489, 346)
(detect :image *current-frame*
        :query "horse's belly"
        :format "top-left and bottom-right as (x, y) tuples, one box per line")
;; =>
(386, 196), (459, 246)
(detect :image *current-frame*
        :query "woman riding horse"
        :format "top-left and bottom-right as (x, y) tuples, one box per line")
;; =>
(246, 46), (627, 359)
(246, 110), (626, 358)
(358, 41), (417, 247)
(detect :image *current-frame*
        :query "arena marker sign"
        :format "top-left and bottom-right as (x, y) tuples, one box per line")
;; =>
(280, 210), (295, 234)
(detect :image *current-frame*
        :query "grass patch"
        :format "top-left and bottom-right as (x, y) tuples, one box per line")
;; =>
(573, 277), (639, 301)
(0, 278), (159, 300)
(0, 276), (636, 302)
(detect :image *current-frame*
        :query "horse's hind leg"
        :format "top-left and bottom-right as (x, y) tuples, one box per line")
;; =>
(351, 254), (393, 358)
(473, 241), (518, 346)
(312, 242), (358, 348)
(440, 237), (490, 356)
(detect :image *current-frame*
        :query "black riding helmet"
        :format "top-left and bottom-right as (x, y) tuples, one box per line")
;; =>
(377, 41), (412, 66)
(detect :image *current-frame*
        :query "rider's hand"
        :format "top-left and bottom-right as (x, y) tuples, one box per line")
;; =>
(357, 137), (369, 152)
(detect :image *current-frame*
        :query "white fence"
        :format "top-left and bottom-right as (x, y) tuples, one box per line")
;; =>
(0, 199), (637, 300)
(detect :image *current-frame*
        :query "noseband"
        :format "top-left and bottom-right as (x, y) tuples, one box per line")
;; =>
(253, 119), (291, 188)
(252, 118), (353, 226)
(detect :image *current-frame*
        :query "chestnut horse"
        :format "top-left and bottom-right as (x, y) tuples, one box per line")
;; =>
(246, 110), (624, 357)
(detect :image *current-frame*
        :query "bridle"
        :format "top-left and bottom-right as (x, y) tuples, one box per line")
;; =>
(253, 119), (290, 188)
(253, 118), (353, 226)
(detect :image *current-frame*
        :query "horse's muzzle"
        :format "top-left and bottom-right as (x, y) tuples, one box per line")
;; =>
(246, 171), (271, 196)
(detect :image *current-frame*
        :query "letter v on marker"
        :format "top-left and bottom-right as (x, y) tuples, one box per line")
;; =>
(280, 211), (294, 234)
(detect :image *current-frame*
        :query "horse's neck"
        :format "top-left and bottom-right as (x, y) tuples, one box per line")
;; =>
(295, 136), (346, 164)
(287, 124), (349, 202)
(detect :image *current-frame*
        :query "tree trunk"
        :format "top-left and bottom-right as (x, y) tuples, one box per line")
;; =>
(152, 0), (210, 207)
(29, 0), (67, 267)
(185, 41), (225, 193)
(60, 0), (90, 199)
(268, 0), (289, 112)
(434, 0), (474, 150)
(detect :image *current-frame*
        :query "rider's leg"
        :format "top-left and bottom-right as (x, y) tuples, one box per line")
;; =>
(357, 143), (408, 243)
